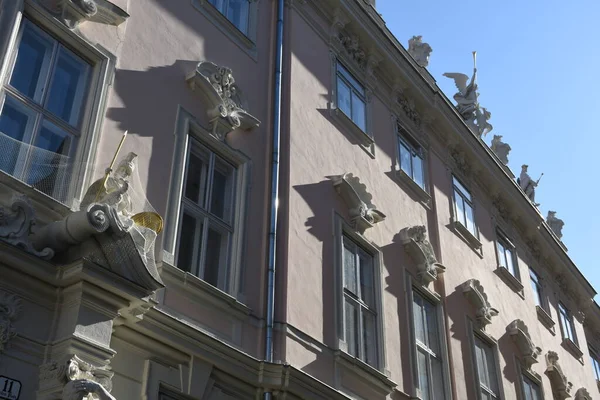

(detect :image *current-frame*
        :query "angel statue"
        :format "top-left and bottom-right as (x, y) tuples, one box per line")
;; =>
(475, 107), (493, 137)
(443, 67), (478, 121)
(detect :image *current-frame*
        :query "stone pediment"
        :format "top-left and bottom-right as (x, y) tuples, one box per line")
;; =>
(506, 319), (542, 369)
(187, 61), (260, 140)
(399, 225), (445, 285)
(331, 173), (385, 232)
(461, 279), (498, 329)
(545, 351), (573, 400)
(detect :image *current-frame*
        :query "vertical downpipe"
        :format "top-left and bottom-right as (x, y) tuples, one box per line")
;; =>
(264, 0), (284, 398)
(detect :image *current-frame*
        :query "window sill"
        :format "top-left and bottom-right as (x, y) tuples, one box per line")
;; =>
(332, 108), (375, 158)
(191, 0), (257, 61)
(450, 220), (483, 256)
(159, 260), (251, 320)
(562, 337), (584, 361)
(334, 349), (397, 394)
(494, 266), (524, 297)
(536, 305), (556, 334)
(392, 168), (432, 208)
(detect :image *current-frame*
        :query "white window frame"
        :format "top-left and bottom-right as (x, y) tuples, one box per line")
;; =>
(451, 175), (478, 239)
(495, 231), (519, 279)
(163, 107), (249, 297)
(406, 279), (452, 400)
(333, 213), (386, 372)
(529, 268), (546, 311)
(0, 1), (114, 207)
(192, 0), (259, 59)
(468, 321), (504, 400)
(397, 126), (426, 191)
(558, 302), (577, 344)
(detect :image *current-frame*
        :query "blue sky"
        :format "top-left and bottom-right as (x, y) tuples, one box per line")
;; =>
(377, 0), (600, 294)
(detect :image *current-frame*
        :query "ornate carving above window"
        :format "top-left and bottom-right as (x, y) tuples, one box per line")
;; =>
(506, 319), (542, 369)
(331, 173), (385, 233)
(40, 0), (130, 29)
(393, 83), (422, 129)
(461, 279), (498, 330)
(0, 291), (22, 354)
(545, 351), (573, 400)
(574, 388), (591, 400)
(400, 225), (445, 285)
(187, 61), (260, 140)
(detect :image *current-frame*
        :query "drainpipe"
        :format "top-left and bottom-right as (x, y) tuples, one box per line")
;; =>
(264, 0), (284, 397)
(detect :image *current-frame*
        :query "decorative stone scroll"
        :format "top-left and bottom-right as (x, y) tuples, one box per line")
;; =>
(574, 388), (591, 400)
(399, 226), (445, 285)
(331, 173), (385, 233)
(187, 61), (260, 140)
(545, 351), (573, 400)
(0, 195), (54, 259)
(0, 291), (22, 354)
(40, 355), (115, 400)
(49, 0), (130, 28)
(461, 279), (499, 329)
(506, 319), (542, 369)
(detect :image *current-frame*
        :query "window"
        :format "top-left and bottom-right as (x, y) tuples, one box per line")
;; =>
(412, 291), (446, 400)
(496, 232), (518, 278)
(0, 18), (91, 203)
(522, 374), (543, 400)
(473, 335), (500, 400)
(398, 130), (425, 190)
(342, 235), (378, 368)
(590, 348), (600, 381)
(176, 139), (236, 289)
(452, 176), (477, 237)
(336, 62), (367, 132)
(558, 302), (577, 344)
(529, 269), (544, 308)
(208, 0), (250, 36)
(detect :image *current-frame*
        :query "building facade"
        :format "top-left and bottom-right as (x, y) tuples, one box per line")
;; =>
(0, 1), (598, 400)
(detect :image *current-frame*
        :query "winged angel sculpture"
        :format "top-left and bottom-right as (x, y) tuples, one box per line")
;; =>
(444, 53), (493, 137)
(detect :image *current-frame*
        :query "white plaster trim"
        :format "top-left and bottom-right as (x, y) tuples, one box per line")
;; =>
(461, 279), (498, 330)
(331, 173), (385, 233)
(400, 225), (445, 286)
(545, 351), (573, 400)
(506, 319), (542, 370)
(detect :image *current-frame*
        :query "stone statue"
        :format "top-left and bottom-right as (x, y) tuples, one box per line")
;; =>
(443, 67), (478, 121)
(517, 165), (541, 206)
(546, 211), (564, 239)
(65, 379), (116, 400)
(408, 35), (432, 67)
(490, 135), (511, 165)
(400, 226), (445, 285)
(80, 152), (138, 217)
(475, 106), (493, 137)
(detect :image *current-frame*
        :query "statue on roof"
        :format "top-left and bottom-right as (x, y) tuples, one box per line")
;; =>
(517, 165), (542, 207)
(490, 135), (511, 165)
(444, 52), (493, 138)
(546, 211), (564, 239)
(408, 35), (432, 68)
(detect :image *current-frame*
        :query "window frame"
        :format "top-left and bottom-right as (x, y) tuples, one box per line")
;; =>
(451, 175), (478, 240)
(590, 347), (600, 382)
(397, 123), (427, 189)
(163, 107), (250, 298)
(519, 370), (544, 400)
(495, 231), (519, 279)
(0, 1), (114, 207)
(468, 322), (504, 400)
(333, 213), (386, 373)
(206, 0), (252, 36)
(558, 302), (577, 344)
(408, 284), (451, 400)
(335, 61), (367, 133)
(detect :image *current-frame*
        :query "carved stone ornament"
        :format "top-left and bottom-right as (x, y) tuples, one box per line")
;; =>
(40, 355), (115, 400)
(0, 195), (54, 259)
(407, 35), (432, 68)
(490, 135), (511, 165)
(574, 388), (591, 400)
(187, 61), (260, 140)
(330, 8), (350, 44)
(506, 319), (542, 369)
(0, 291), (22, 354)
(331, 173), (385, 232)
(393, 83), (421, 129)
(545, 351), (573, 400)
(546, 211), (565, 240)
(450, 145), (471, 176)
(43, 0), (130, 29)
(399, 225), (445, 285)
(461, 279), (499, 329)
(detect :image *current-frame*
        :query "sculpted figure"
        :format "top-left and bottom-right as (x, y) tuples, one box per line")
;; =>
(408, 35), (432, 67)
(490, 135), (511, 165)
(80, 152), (138, 217)
(475, 106), (493, 137)
(64, 379), (116, 400)
(444, 67), (478, 121)
(546, 211), (564, 239)
(517, 165), (540, 206)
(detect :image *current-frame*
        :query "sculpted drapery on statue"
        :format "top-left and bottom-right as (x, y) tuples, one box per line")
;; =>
(546, 211), (565, 239)
(517, 165), (542, 206)
(490, 135), (511, 165)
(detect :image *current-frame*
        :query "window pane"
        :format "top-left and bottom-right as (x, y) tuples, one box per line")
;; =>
(46, 46), (90, 126)
(432, 357), (446, 400)
(337, 78), (352, 118)
(362, 310), (378, 367)
(496, 242), (506, 268)
(10, 21), (54, 101)
(505, 248), (516, 277)
(474, 338), (489, 388)
(344, 299), (358, 357)
(185, 148), (209, 204)
(425, 301), (440, 355)
(417, 349), (430, 400)
(530, 270), (542, 307)
(454, 192), (465, 226)
(465, 203), (476, 236)
(0, 97), (35, 176)
(28, 119), (73, 200)
(452, 177), (472, 201)
(210, 156), (234, 221)
(177, 213), (200, 273)
(226, 0), (249, 34)
(343, 241), (357, 294)
(351, 92), (366, 131)
(337, 64), (364, 95)
(359, 249), (374, 307)
(399, 141), (412, 176)
(413, 152), (424, 189)
(204, 227), (227, 287)
(413, 295), (426, 344)
(484, 344), (499, 393)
